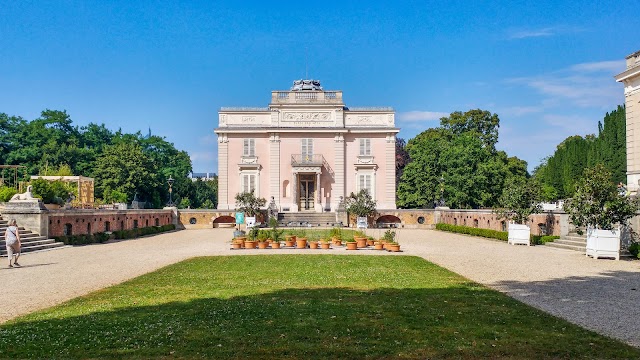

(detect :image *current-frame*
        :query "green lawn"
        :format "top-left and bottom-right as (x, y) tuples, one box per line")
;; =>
(1, 255), (637, 359)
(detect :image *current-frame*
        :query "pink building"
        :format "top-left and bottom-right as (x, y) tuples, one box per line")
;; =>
(215, 80), (398, 212)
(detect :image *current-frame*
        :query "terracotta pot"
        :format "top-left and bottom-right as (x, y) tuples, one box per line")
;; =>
(356, 238), (367, 248)
(244, 240), (257, 249)
(258, 241), (269, 249)
(321, 242), (331, 249)
(366, 239), (375, 246)
(309, 241), (319, 249)
(387, 244), (401, 252)
(232, 242), (242, 250)
(374, 243), (384, 250)
(234, 239), (245, 247)
(332, 238), (342, 246)
(296, 238), (308, 249)
(285, 240), (295, 247)
(346, 242), (358, 250)
(271, 242), (281, 249)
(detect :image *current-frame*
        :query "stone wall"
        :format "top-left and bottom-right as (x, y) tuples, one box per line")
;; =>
(178, 210), (238, 229)
(48, 209), (174, 237)
(437, 209), (568, 236)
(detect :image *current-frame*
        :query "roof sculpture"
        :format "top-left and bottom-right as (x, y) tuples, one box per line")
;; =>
(291, 79), (322, 91)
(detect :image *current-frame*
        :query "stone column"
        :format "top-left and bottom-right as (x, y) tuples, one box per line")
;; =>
(615, 52), (640, 193)
(291, 172), (298, 212)
(269, 132), (280, 209)
(384, 133), (397, 209)
(333, 133), (345, 211)
(316, 172), (322, 212)
(217, 133), (229, 209)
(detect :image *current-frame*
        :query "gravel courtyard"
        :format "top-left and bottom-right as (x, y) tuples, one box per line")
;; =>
(1, 228), (639, 347)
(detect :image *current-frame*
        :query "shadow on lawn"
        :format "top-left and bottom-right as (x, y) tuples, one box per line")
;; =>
(491, 269), (640, 348)
(1, 286), (639, 359)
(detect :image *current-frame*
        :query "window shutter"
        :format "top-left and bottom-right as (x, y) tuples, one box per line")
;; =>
(243, 139), (249, 156)
(249, 139), (255, 156)
(365, 139), (370, 155)
(359, 139), (365, 155)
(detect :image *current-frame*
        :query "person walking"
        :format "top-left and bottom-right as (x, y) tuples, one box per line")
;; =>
(5, 219), (21, 268)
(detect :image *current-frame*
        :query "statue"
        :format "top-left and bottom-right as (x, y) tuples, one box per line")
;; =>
(10, 185), (36, 201)
(291, 79), (323, 91)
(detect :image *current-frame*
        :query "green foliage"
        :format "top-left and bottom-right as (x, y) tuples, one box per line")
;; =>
(269, 217), (284, 242)
(178, 197), (191, 209)
(382, 229), (396, 242)
(629, 242), (640, 259)
(0, 187), (17, 202)
(235, 190), (266, 217)
(397, 111), (528, 209)
(247, 226), (260, 241)
(329, 227), (343, 240)
(564, 164), (639, 230)
(436, 223), (508, 241)
(55, 232), (110, 245)
(495, 177), (542, 224)
(344, 189), (377, 217)
(30, 178), (75, 204)
(0, 109), (200, 208)
(531, 235), (560, 245)
(112, 224), (176, 240)
(192, 178), (218, 209)
(534, 106), (626, 199)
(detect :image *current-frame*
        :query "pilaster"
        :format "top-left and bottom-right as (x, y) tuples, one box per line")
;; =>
(384, 133), (397, 209)
(269, 132), (281, 209)
(333, 133), (345, 211)
(217, 133), (230, 209)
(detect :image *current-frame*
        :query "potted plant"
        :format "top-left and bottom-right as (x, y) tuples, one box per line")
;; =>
(330, 227), (342, 246)
(366, 236), (375, 247)
(309, 240), (319, 249)
(382, 230), (396, 250)
(345, 238), (358, 250)
(235, 190), (267, 226)
(564, 164), (638, 260)
(344, 189), (377, 228)
(269, 218), (283, 249)
(296, 230), (307, 249)
(257, 229), (269, 249)
(284, 234), (296, 247)
(495, 177), (542, 246)
(320, 238), (331, 249)
(386, 240), (401, 252)
(244, 226), (259, 249)
(374, 240), (385, 250)
(231, 239), (243, 250)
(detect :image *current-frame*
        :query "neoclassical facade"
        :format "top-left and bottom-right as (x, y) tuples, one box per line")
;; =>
(215, 80), (399, 212)
(616, 50), (640, 193)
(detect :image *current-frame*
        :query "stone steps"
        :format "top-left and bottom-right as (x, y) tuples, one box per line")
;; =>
(544, 233), (633, 258)
(0, 216), (67, 257)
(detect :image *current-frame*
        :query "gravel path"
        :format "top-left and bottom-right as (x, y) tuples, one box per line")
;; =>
(1, 228), (639, 347)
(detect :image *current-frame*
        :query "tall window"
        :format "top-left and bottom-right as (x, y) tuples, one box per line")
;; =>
(359, 138), (371, 156)
(301, 138), (313, 157)
(243, 138), (255, 157)
(242, 173), (257, 193)
(358, 174), (372, 195)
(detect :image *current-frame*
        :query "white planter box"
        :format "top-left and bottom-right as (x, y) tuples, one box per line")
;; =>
(586, 228), (620, 260)
(508, 223), (531, 246)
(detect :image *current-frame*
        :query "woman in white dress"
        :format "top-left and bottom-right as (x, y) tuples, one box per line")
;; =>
(5, 219), (21, 268)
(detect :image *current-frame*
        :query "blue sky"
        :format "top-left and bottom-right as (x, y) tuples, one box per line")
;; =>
(1, 1), (637, 173)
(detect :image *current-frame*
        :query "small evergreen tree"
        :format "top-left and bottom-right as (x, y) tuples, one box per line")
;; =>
(344, 189), (377, 217)
(235, 190), (266, 217)
(495, 178), (542, 224)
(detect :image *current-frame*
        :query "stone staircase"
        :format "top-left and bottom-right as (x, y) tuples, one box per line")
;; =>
(545, 232), (586, 252)
(278, 212), (342, 227)
(0, 217), (66, 257)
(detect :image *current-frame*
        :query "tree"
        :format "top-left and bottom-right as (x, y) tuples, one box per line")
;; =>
(440, 109), (500, 150)
(564, 164), (638, 230)
(344, 189), (377, 217)
(395, 138), (410, 190)
(235, 190), (266, 217)
(92, 142), (159, 203)
(495, 177), (542, 224)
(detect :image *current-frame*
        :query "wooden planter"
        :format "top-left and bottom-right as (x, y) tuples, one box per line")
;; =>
(586, 228), (621, 260)
(296, 238), (308, 249)
(257, 241), (269, 249)
(346, 242), (358, 250)
(309, 241), (319, 249)
(321, 242), (331, 249)
(244, 240), (257, 249)
(271, 242), (281, 249)
(508, 223), (531, 246)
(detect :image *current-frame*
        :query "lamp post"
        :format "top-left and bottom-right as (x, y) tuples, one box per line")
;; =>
(167, 176), (174, 206)
(438, 176), (445, 207)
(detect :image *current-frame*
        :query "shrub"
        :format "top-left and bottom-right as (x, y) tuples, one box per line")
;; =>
(436, 223), (508, 241)
(629, 242), (640, 259)
(55, 232), (111, 245)
(0, 187), (17, 202)
(112, 224), (176, 240)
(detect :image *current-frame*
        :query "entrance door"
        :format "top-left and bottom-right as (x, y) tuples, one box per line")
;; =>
(299, 174), (315, 211)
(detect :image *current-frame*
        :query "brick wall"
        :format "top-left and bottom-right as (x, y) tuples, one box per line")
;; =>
(48, 209), (174, 237)
(438, 209), (566, 236)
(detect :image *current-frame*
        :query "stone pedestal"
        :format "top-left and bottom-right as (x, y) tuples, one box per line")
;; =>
(2, 200), (49, 237)
(163, 206), (180, 229)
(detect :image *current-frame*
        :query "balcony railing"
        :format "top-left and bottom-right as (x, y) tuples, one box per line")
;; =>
(271, 91), (343, 104)
(291, 154), (324, 167)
